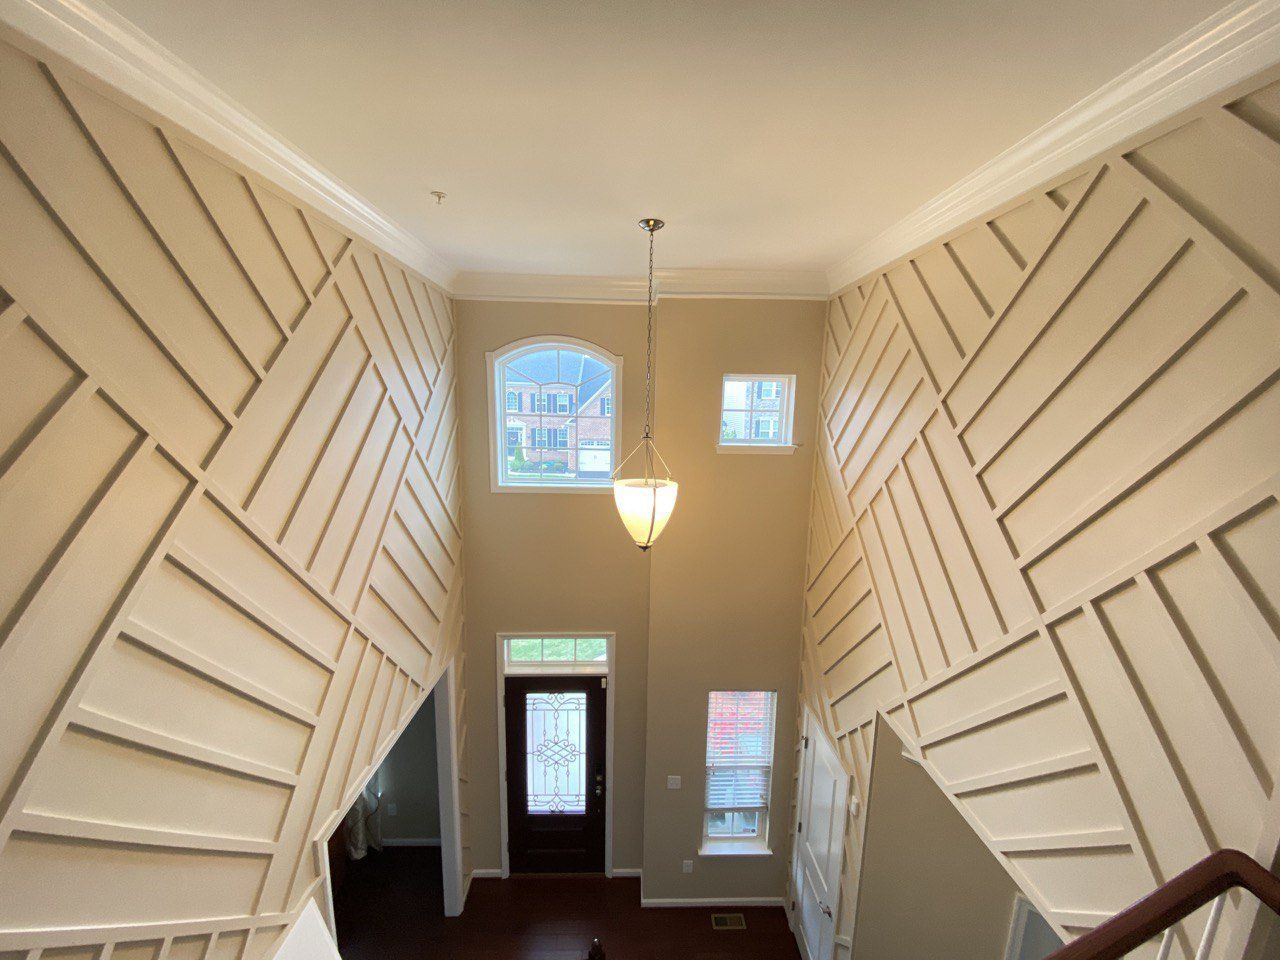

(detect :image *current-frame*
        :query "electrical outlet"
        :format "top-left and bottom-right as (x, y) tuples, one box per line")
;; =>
(387, 802), (397, 816)
(667, 775), (681, 790)
(682, 859), (693, 874)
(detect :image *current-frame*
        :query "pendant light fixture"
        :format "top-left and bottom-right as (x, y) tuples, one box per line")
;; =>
(612, 218), (678, 550)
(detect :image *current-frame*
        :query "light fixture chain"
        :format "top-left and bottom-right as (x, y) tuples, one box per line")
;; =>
(644, 227), (655, 441)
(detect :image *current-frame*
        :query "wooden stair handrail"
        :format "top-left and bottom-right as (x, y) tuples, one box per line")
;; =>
(1045, 849), (1280, 960)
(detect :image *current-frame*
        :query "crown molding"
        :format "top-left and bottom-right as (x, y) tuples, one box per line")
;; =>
(0, 0), (459, 289)
(452, 268), (829, 303)
(826, 0), (1280, 294)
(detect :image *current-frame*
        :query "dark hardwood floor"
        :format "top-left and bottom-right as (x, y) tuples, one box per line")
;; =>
(333, 847), (802, 960)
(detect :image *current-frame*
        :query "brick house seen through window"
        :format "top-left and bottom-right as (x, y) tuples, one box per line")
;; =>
(490, 338), (618, 489)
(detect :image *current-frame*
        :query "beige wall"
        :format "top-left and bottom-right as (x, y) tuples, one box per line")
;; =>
(852, 723), (1018, 960)
(642, 297), (823, 900)
(455, 296), (824, 891)
(455, 299), (653, 872)
(377, 690), (441, 842)
(793, 65), (1280, 960)
(0, 35), (463, 960)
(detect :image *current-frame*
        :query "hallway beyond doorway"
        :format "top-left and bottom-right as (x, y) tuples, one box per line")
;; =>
(332, 847), (800, 960)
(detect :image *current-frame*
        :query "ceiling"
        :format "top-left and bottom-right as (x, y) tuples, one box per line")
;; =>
(101, 0), (1226, 279)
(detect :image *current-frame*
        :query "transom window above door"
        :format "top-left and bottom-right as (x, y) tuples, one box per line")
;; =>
(719, 375), (796, 452)
(502, 634), (611, 675)
(488, 338), (619, 490)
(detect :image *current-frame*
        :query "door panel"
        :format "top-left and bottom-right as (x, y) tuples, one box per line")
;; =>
(794, 710), (849, 960)
(505, 675), (606, 872)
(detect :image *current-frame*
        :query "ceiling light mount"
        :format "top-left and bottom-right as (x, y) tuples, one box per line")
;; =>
(638, 218), (664, 234)
(430, 190), (447, 205)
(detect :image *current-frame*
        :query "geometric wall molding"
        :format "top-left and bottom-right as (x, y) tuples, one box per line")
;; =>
(795, 62), (1280, 960)
(0, 36), (465, 960)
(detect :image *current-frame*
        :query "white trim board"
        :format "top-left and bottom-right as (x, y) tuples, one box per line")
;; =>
(468, 868), (504, 878)
(452, 269), (830, 303)
(640, 897), (787, 908)
(826, 0), (1280, 293)
(0, 0), (456, 288)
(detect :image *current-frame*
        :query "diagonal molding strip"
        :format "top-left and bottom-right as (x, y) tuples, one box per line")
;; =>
(825, 0), (1280, 294)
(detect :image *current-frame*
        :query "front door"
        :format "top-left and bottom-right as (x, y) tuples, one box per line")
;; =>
(792, 709), (849, 960)
(504, 675), (606, 872)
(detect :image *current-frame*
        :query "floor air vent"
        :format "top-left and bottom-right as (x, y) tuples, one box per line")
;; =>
(711, 913), (746, 930)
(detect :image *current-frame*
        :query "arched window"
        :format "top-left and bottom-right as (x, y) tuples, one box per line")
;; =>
(488, 337), (619, 490)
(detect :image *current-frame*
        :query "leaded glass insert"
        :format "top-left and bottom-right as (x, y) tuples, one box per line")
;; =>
(525, 691), (587, 814)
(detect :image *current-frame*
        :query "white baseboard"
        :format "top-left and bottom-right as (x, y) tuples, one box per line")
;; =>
(641, 896), (786, 908)
(380, 837), (441, 847)
(610, 867), (643, 878)
(469, 867), (504, 878)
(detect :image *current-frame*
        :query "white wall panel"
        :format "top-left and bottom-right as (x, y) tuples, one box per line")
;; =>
(794, 66), (1280, 960)
(0, 37), (463, 960)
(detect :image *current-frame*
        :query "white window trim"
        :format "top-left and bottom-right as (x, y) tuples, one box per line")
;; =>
(717, 374), (797, 454)
(701, 689), (778, 857)
(494, 633), (618, 878)
(486, 335), (622, 494)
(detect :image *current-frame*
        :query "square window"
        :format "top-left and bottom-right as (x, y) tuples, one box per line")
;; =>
(719, 376), (794, 449)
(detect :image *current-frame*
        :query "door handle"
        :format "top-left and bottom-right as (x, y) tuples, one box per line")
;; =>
(820, 902), (832, 919)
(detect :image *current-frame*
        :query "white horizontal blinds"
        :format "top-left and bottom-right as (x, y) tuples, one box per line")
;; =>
(705, 691), (776, 812)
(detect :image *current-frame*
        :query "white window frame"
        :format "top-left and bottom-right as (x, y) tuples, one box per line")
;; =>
(486, 336), (621, 493)
(701, 689), (777, 857)
(718, 374), (796, 455)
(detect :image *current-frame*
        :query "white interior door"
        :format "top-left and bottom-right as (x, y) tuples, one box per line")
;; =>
(792, 709), (849, 960)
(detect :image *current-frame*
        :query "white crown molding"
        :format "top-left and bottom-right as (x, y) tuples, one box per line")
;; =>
(826, 0), (1280, 294)
(0, 0), (459, 289)
(452, 268), (829, 303)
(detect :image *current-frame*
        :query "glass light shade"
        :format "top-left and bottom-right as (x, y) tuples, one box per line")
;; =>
(612, 478), (678, 549)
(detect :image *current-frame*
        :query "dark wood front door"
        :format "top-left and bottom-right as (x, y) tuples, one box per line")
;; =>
(504, 675), (606, 873)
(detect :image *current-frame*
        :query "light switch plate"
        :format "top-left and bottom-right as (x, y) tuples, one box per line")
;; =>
(667, 775), (681, 790)
(682, 859), (693, 874)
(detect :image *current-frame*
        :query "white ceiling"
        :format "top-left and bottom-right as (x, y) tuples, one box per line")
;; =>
(101, 0), (1227, 278)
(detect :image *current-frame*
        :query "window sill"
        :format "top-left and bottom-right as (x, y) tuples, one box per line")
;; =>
(717, 444), (796, 456)
(490, 482), (614, 495)
(698, 840), (773, 858)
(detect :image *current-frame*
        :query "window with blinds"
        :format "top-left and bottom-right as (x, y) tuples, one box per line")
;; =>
(704, 690), (777, 844)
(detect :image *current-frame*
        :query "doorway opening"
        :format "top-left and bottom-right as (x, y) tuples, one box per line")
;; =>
(496, 634), (615, 875)
(849, 721), (1063, 960)
(326, 666), (465, 959)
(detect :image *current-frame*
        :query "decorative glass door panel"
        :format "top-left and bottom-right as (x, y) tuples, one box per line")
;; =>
(525, 691), (587, 814)
(504, 675), (606, 872)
